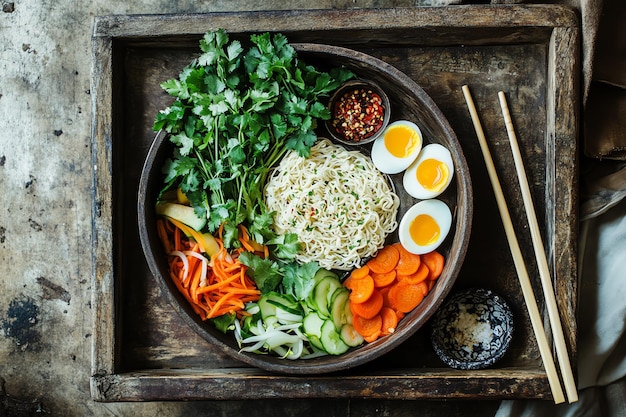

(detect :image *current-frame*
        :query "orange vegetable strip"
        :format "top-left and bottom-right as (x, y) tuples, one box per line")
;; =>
(352, 313), (383, 338)
(371, 270), (396, 288)
(174, 226), (182, 251)
(422, 250), (445, 281)
(157, 219), (172, 254)
(366, 245), (400, 274)
(169, 270), (205, 318)
(208, 292), (237, 318)
(195, 273), (240, 294)
(345, 274), (375, 304)
(350, 289), (383, 319)
(380, 306), (398, 336)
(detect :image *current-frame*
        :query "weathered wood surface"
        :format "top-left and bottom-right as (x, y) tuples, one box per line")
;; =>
(91, 5), (579, 401)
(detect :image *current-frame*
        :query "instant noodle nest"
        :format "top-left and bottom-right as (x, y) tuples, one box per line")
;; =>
(138, 43), (473, 374)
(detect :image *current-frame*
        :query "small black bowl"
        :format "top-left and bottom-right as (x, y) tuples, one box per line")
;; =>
(431, 288), (514, 370)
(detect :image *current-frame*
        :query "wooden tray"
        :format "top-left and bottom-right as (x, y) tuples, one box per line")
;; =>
(90, 5), (580, 401)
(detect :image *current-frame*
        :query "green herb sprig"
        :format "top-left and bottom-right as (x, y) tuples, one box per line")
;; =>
(153, 29), (354, 250)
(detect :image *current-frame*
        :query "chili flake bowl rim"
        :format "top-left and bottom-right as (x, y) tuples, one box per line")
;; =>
(325, 78), (391, 146)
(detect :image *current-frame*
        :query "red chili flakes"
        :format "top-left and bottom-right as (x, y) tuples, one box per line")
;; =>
(331, 87), (386, 142)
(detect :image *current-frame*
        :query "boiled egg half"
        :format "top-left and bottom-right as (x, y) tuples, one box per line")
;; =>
(399, 199), (452, 255)
(403, 143), (454, 199)
(371, 120), (423, 174)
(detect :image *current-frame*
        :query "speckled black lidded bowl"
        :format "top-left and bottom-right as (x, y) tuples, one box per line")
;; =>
(431, 288), (514, 370)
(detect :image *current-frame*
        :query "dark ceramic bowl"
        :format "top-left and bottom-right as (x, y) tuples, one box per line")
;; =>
(325, 79), (391, 146)
(138, 43), (473, 374)
(431, 288), (514, 370)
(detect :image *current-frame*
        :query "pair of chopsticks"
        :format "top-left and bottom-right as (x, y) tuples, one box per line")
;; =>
(462, 85), (578, 404)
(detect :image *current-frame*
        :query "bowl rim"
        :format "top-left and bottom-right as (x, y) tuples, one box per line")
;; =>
(138, 42), (473, 374)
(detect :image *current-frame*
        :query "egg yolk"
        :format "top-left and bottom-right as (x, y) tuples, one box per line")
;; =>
(384, 124), (420, 158)
(416, 159), (449, 191)
(409, 214), (440, 246)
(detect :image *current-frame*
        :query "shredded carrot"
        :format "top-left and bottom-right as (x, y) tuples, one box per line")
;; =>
(157, 218), (264, 320)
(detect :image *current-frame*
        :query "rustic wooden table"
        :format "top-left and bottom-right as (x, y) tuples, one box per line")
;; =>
(0, 1), (582, 415)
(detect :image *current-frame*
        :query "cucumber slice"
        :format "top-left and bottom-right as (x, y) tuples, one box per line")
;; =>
(313, 277), (342, 318)
(340, 323), (364, 347)
(330, 287), (350, 330)
(266, 292), (303, 316)
(307, 335), (325, 352)
(320, 320), (350, 355)
(303, 312), (326, 352)
(257, 295), (277, 319)
(303, 312), (325, 338)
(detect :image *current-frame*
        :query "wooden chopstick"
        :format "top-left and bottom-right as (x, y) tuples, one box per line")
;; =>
(498, 91), (578, 403)
(462, 85), (565, 404)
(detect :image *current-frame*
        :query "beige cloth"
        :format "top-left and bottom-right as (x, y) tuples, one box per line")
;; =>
(582, 0), (626, 160)
(509, 0), (626, 160)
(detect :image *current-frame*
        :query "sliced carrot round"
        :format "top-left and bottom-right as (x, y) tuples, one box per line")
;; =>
(399, 262), (429, 285)
(394, 243), (421, 277)
(366, 245), (400, 274)
(380, 306), (398, 336)
(388, 281), (425, 313)
(350, 265), (370, 280)
(345, 274), (375, 304)
(422, 250), (445, 281)
(371, 270), (397, 288)
(379, 285), (393, 308)
(363, 330), (382, 343)
(350, 289), (383, 319)
(352, 313), (383, 338)
(416, 281), (429, 297)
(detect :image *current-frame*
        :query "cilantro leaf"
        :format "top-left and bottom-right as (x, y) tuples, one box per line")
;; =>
(153, 29), (355, 254)
(238, 252), (282, 293)
(281, 261), (320, 300)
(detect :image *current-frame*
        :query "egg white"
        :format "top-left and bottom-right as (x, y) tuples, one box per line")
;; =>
(399, 199), (452, 255)
(403, 143), (454, 199)
(371, 120), (422, 174)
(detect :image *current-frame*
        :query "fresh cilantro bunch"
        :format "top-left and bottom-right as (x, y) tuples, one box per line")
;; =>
(153, 29), (354, 251)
